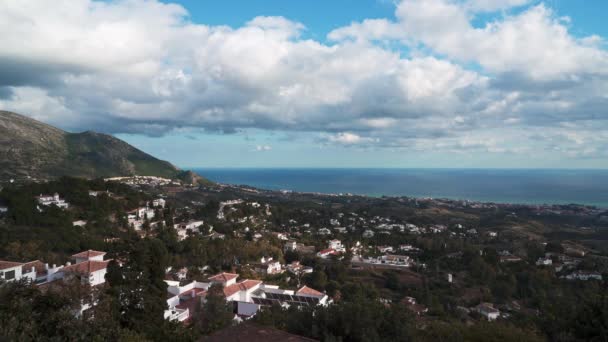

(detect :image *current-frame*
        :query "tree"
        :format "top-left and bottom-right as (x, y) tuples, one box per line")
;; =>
(196, 284), (233, 334)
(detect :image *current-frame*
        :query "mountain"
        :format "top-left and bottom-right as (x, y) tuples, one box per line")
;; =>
(0, 111), (209, 184)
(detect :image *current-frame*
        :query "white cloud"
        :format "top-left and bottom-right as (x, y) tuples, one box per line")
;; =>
(0, 0), (607, 161)
(255, 145), (272, 151)
(395, 0), (608, 78)
(326, 133), (379, 146)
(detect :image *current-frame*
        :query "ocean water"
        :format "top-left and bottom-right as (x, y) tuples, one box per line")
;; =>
(193, 168), (608, 207)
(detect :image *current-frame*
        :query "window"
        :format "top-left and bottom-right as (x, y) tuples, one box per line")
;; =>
(5, 270), (15, 280)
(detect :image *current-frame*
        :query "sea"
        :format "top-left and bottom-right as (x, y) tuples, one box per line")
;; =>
(193, 168), (608, 208)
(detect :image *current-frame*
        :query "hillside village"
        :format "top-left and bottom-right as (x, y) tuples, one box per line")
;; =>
(1, 176), (608, 340)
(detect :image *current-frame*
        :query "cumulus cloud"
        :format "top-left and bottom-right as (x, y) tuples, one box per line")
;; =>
(325, 132), (379, 146)
(0, 0), (607, 160)
(255, 145), (272, 152)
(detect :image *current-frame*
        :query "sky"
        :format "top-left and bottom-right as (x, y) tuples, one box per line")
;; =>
(1, 0), (607, 168)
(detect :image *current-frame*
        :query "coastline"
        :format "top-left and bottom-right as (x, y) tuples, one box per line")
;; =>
(195, 168), (608, 208)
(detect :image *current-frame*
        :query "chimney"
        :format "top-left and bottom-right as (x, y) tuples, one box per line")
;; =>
(45, 263), (49, 270)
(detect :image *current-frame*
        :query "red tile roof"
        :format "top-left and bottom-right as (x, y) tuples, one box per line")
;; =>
(317, 248), (336, 255)
(208, 272), (239, 283)
(72, 250), (106, 259)
(62, 260), (109, 275)
(296, 286), (324, 297)
(0, 260), (24, 270)
(223, 279), (262, 298)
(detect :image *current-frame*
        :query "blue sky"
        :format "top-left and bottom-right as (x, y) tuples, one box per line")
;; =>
(177, 0), (608, 39)
(1, 0), (608, 168)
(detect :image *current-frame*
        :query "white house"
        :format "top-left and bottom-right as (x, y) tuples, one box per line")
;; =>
(328, 239), (345, 252)
(286, 261), (313, 275)
(36, 193), (69, 209)
(173, 220), (205, 240)
(253, 257), (283, 275)
(316, 248), (337, 259)
(58, 250), (109, 287)
(152, 198), (166, 208)
(72, 220), (87, 227)
(136, 207), (155, 220)
(317, 228), (331, 235)
(284, 241), (297, 252)
(564, 271), (603, 281)
(0, 260), (64, 284)
(362, 230), (375, 238)
(536, 257), (553, 266)
(164, 280), (209, 323)
(163, 272), (329, 322)
(0, 261), (26, 282)
(474, 303), (500, 321)
(377, 246), (394, 253)
(381, 254), (411, 266)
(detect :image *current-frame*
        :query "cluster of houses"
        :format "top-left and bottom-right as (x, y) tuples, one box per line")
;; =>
(0, 250), (109, 287)
(164, 272), (330, 323)
(105, 176), (180, 187)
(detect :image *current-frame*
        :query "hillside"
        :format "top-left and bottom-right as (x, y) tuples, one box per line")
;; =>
(0, 111), (208, 183)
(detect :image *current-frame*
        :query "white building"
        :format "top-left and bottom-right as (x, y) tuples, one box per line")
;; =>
(286, 261), (313, 275)
(536, 257), (553, 266)
(474, 303), (500, 321)
(253, 257), (283, 275)
(317, 228), (331, 235)
(36, 193), (69, 209)
(1, 250), (109, 287)
(58, 250), (109, 287)
(316, 248), (337, 259)
(152, 198), (166, 208)
(73, 220), (87, 227)
(328, 239), (345, 252)
(362, 229), (375, 238)
(135, 207), (155, 220)
(377, 246), (394, 253)
(164, 280), (209, 323)
(564, 271), (603, 281)
(284, 241), (297, 252)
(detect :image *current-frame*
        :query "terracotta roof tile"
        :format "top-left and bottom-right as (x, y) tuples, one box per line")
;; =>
(223, 279), (262, 297)
(0, 260), (24, 270)
(72, 250), (106, 259)
(296, 286), (324, 297)
(62, 260), (109, 275)
(208, 272), (239, 283)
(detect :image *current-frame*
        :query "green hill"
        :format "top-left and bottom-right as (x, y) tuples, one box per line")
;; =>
(0, 110), (208, 184)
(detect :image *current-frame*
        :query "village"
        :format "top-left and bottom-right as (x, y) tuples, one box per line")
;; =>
(1, 174), (606, 337)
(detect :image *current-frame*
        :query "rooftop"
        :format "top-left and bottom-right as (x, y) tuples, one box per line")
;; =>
(72, 250), (106, 259)
(62, 260), (109, 275)
(296, 286), (324, 297)
(223, 279), (263, 297)
(208, 272), (239, 283)
(0, 260), (23, 270)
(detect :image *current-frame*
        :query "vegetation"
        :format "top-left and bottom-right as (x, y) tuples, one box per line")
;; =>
(1, 176), (608, 341)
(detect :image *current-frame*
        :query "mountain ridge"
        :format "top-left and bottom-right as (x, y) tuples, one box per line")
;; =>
(0, 110), (208, 184)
